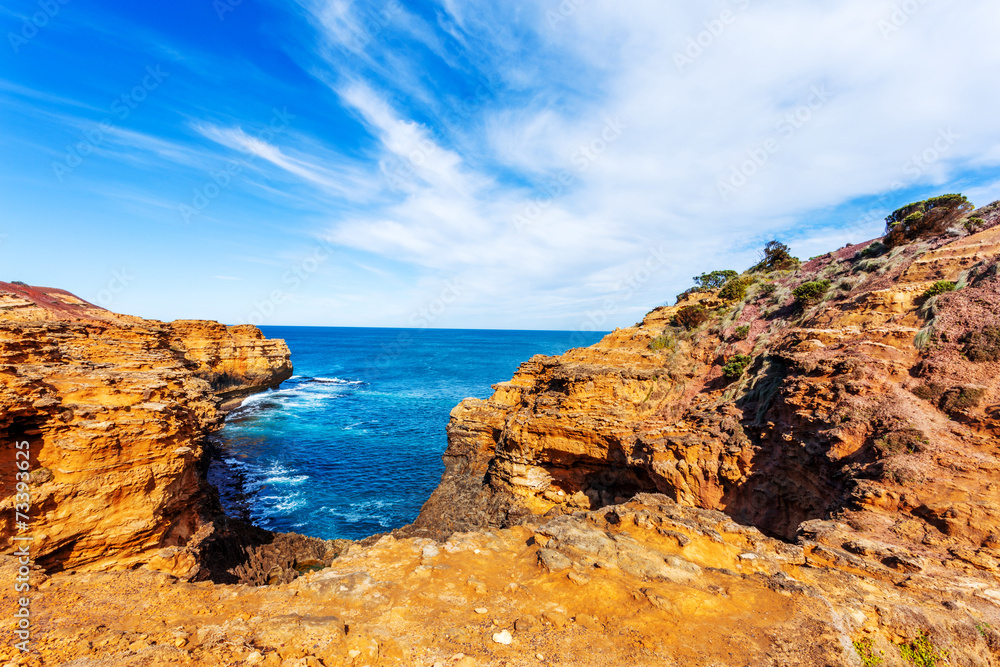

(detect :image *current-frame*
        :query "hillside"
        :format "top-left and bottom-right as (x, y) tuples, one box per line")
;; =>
(3, 194), (1000, 666)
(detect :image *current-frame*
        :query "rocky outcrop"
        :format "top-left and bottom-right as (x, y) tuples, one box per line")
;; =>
(4, 199), (1000, 666)
(167, 320), (293, 409)
(0, 282), (300, 577)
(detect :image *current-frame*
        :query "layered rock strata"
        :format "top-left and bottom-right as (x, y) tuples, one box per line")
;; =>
(0, 282), (310, 579)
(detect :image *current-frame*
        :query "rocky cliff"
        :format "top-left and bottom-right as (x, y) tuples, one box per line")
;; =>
(0, 283), (303, 578)
(4, 196), (1000, 666)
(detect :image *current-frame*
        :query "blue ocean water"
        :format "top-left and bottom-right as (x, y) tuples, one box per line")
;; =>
(208, 327), (607, 541)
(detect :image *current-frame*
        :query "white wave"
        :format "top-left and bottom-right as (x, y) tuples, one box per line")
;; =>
(311, 377), (364, 385)
(328, 500), (394, 527)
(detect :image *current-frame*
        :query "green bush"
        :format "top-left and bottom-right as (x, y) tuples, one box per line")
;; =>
(858, 242), (887, 259)
(793, 280), (831, 305)
(733, 325), (750, 340)
(673, 305), (709, 330)
(885, 194), (973, 247)
(854, 638), (884, 667)
(756, 282), (777, 297)
(898, 631), (947, 667)
(965, 217), (986, 234)
(692, 270), (739, 290)
(649, 334), (676, 351)
(722, 354), (752, 380)
(750, 240), (799, 273)
(922, 281), (955, 298)
(10, 280), (27, 286)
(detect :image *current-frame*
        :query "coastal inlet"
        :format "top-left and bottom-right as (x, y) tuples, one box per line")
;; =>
(207, 327), (607, 540)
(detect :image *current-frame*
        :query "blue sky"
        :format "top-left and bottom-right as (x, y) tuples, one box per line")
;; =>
(2, 0), (1000, 329)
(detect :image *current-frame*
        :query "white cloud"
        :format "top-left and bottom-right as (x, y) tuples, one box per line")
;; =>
(262, 0), (1000, 328)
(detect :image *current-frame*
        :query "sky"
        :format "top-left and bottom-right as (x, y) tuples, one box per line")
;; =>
(2, 0), (1000, 330)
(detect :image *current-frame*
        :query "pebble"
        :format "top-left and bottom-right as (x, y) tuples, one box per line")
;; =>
(536, 654), (544, 661)
(492, 630), (513, 645)
(474, 607), (488, 614)
(422, 545), (440, 559)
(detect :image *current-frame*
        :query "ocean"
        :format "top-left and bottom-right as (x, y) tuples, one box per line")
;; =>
(207, 327), (607, 540)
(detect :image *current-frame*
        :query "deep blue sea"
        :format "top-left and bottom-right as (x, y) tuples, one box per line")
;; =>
(208, 327), (607, 541)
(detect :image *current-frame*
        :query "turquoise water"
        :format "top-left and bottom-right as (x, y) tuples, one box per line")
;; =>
(208, 327), (607, 540)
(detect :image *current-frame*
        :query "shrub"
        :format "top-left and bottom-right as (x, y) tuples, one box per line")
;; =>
(858, 242), (887, 259)
(875, 429), (928, 456)
(965, 217), (986, 234)
(911, 383), (944, 401)
(964, 326), (1000, 362)
(898, 631), (947, 667)
(692, 270), (739, 291)
(722, 354), (752, 380)
(733, 325), (750, 340)
(854, 638), (884, 667)
(885, 194), (973, 247)
(10, 280), (27, 286)
(750, 240), (799, 273)
(939, 386), (986, 414)
(756, 282), (777, 297)
(649, 334), (676, 351)
(673, 305), (709, 330)
(922, 281), (955, 298)
(793, 280), (831, 305)
(718, 276), (753, 302)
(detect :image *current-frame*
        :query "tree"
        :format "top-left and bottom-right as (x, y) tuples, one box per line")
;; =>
(750, 241), (798, 272)
(884, 194), (973, 247)
(692, 270), (738, 291)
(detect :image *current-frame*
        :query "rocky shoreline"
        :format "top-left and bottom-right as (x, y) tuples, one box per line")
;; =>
(3, 197), (1000, 665)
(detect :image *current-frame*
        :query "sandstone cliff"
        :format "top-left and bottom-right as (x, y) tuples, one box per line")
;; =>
(4, 197), (1000, 666)
(0, 282), (300, 578)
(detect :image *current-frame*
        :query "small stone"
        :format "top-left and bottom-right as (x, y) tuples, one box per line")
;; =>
(567, 571), (590, 585)
(422, 545), (440, 559)
(542, 611), (567, 628)
(738, 553), (758, 561)
(538, 549), (572, 572)
(536, 654), (544, 661)
(474, 607), (488, 615)
(433, 662), (444, 667)
(514, 617), (535, 631)
(348, 649), (361, 658)
(246, 652), (265, 665)
(174, 637), (188, 648)
(492, 630), (513, 645)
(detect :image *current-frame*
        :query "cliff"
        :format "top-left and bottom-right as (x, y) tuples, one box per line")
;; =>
(4, 196), (1000, 666)
(0, 283), (303, 578)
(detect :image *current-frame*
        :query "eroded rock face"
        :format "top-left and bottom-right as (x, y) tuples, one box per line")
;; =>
(167, 320), (293, 408)
(414, 207), (1000, 554)
(0, 283), (297, 576)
